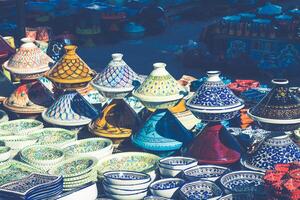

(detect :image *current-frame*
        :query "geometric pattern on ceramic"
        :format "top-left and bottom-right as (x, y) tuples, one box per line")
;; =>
(0, 160), (42, 186)
(248, 79), (300, 131)
(3, 38), (53, 80)
(42, 92), (93, 127)
(220, 171), (265, 195)
(0, 119), (44, 136)
(192, 110), (240, 122)
(77, 84), (107, 105)
(133, 63), (186, 109)
(97, 152), (159, 178)
(183, 165), (230, 182)
(131, 110), (193, 152)
(243, 134), (300, 171)
(46, 45), (94, 90)
(89, 99), (141, 139)
(186, 71), (244, 122)
(0, 110), (9, 124)
(179, 180), (223, 200)
(150, 178), (184, 190)
(91, 53), (141, 99)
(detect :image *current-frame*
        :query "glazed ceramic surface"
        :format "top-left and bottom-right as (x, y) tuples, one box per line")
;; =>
(103, 171), (150, 185)
(183, 165), (230, 182)
(0, 119), (43, 136)
(149, 178), (185, 198)
(0, 146), (10, 162)
(3, 38), (53, 80)
(158, 164), (182, 178)
(248, 79), (300, 131)
(186, 71), (244, 121)
(42, 92), (94, 127)
(0, 110), (9, 124)
(159, 157), (197, 171)
(77, 84), (107, 105)
(104, 189), (148, 200)
(257, 2), (282, 16)
(180, 180), (223, 200)
(133, 63), (186, 109)
(220, 171), (265, 195)
(91, 53), (142, 99)
(103, 182), (147, 195)
(46, 45), (94, 90)
(143, 196), (170, 200)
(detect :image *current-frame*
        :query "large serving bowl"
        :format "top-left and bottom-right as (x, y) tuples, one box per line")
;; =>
(183, 165), (230, 182)
(149, 178), (185, 199)
(0, 119), (43, 136)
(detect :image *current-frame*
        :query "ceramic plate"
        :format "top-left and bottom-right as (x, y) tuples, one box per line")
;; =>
(0, 119), (43, 136)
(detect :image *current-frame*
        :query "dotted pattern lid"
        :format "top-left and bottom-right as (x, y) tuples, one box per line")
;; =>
(92, 53), (140, 91)
(46, 45), (93, 85)
(4, 38), (53, 74)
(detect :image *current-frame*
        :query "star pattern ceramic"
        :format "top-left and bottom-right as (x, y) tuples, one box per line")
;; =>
(248, 79), (300, 131)
(133, 62), (186, 110)
(91, 53), (142, 99)
(42, 91), (96, 127)
(3, 38), (53, 80)
(0, 119), (43, 136)
(186, 71), (244, 122)
(46, 45), (94, 90)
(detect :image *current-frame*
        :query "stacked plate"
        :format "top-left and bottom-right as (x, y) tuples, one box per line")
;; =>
(0, 173), (63, 200)
(103, 171), (151, 200)
(49, 156), (98, 191)
(20, 144), (64, 171)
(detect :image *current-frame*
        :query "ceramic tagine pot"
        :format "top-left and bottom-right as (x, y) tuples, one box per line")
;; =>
(3, 38), (53, 80)
(131, 62), (192, 156)
(185, 71), (244, 165)
(46, 45), (94, 90)
(242, 79), (300, 171)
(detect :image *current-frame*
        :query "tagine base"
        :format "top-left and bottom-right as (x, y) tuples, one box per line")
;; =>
(187, 122), (241, 165)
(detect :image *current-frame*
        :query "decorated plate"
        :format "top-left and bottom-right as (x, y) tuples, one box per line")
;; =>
(97, 152), (159, 178)
(0, 119), (43, 136)
(49, 156), (98, 178)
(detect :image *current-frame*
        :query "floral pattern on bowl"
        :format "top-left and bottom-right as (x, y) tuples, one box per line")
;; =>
(103, 171), (151, 186)
(0, 119), (43, 136)
(159, 157), (198, 170)
(183, 165), (230, 182)
(150, 178), (185, 198)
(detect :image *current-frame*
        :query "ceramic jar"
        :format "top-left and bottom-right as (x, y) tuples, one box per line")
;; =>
(3, 38), (53, 80)
(91, 53), (142, 99)
(133, 63), (186, 110)
(46, 45), (94, 90)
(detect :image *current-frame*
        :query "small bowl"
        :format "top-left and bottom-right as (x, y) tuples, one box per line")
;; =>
(103, 179), (151, 190)
(104, 189), (148, 200)
(143, 196), (171, 200)
(149, 178), (185, 198)
(183, 165), (230, 182)
(158, 164), (182, 178)
(103, 181), (147, 195)
(103, 171), (151, 186)
(0, 146), (11, 162)
(159, 157), (197, 170)
(180, 180), (223, 200)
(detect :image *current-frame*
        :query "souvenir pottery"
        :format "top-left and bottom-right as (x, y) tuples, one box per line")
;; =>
(46, 45), (94, 90)
(185, 71), (244, 165)
(179, 180), (223, 200)
(133, 62), (186, 110)
(0, 110), (9, 124)
(77, 84), (107, 106)
(149, 178), (185, 198)
(3, 38), (53, 80)
(91, 53), (143, 99)
(89, 99), (141, 145)
(183, 165), (230, 182)
(144, 196), (170, 200)
(0, 70), (15, 102)
(131, 109), (193, 156)
(42, 91), (97, 128)
(159, 157), (198, 171)
(35, 40), (49, 53)
(0, 119), (43, 136)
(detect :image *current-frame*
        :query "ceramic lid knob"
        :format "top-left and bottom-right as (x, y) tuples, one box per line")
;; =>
(20, 37), (35, 48)
(271, 79), (289, 85)
(151, 62), (168, 76)
(64, 45), (77, 55)
(112, 53), (123, 61)
(207, 71), (222, 82)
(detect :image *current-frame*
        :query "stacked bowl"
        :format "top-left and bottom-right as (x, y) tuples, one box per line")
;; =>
(103, 171), (151, 200)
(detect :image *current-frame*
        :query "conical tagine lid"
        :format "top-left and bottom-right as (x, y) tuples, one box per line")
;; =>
(3, 38), (53, 79)
(248, 79), (300, 125)
(46, 45), (94, 90)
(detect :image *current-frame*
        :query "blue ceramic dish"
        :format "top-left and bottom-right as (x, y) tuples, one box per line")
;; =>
(149, 178), (185, 199)
(183, 165), (230, 182)
(159, 157), (198, 170)
(103, 171), (151, 186)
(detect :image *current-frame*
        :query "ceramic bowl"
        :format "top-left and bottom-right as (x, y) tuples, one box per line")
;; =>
(143, 196), (171, 200)
(179, 180), (223, 200)
(159, 157), (197, 171)
(1, 135), (38, 151)
(149, 178), (185, 198)
(103, 181), (147, 195)
(0, 110), (9, 124)
(183, 165), (230, 182)
(105, 189), (148, 200)
(103, 179), (151, 191)
(220, 171), (265, 195)
(0, 119), (43, 136)
(63, 138), (113, 160)
(158, 164), (182, 178)
(0, 146), (11, 162)
(218, 193), (257, 200)
(103, 171), (151, 186)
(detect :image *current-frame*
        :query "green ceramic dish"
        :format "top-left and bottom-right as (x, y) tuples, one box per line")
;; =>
(63, 169), (97, 182)
(29, 128), (77, 147)
(0, 119), (43, 136)
(49, 156), (98, 178)
(0, 146), (11, 162)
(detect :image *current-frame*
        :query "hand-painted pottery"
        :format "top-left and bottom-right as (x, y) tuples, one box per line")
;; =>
(186, 123), (242, 165)
(97, 152), (159, 181)
(158, 163), (182, 178)
(89, 99), (141, 143)
(103, 181), (147, 195)
(77, 84), (107, 105)
(0, 160), (42, 186)
(248, 79), (300, 131)
(149, 178), (185, 198)
(0, 110), (9, 124)
(0, 146), (10, 163)
(0, 70), (15, 102)
(186, 71), (244, 122)
(220, 171), (265, 195)
(104, 189), (148, 200)
(63, 138), (113, 160)
(240, 88), (269, 106)
(159, 157), (198, 171)
(46, 45), (94, 90)
(42, 91), (96, 127)
(38, 77), (55, 93)
(183, 165), (230, 182)
(103, 171), (151, 186)
(257, 2), (282, 16)
(103, 179), (151, 191)
(3, 38), (53, 80)
(241, 134), (300, 172)
(132, 110), (193, 156)
(179, 180), (223, 200)
(91, 53), (142, 99)
(0, 119), (43, 136)
(132, 62), (186, 110)
(124, 96), (145, 115)
(143, 196), (170, 200)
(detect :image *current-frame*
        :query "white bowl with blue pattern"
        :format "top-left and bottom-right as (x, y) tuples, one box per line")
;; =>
(149, 178), (185, 198)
